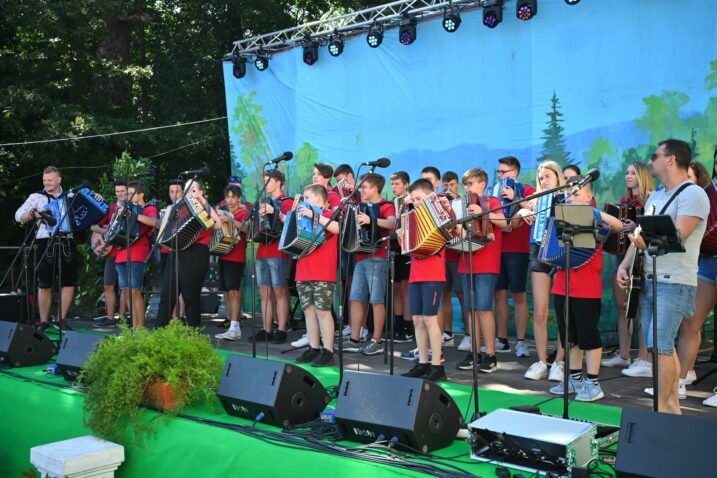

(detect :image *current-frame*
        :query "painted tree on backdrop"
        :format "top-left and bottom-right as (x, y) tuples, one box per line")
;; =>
(230, 92), (272, 200)
(538, 92), (572, 166)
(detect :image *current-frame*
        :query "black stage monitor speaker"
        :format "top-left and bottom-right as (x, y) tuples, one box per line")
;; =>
(0, 320), (55, 367)
(0, 293), (28, 323)
(217, 355), (330, 427)
(334, 371), (464, 453)
(616, 407), (717, 477)
(56, 331), (106, 381)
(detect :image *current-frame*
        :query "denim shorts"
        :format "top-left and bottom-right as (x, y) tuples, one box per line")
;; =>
(640, 281), (696, 354)
(698, 256), (717, 284)
(495, 252), (530, 293)
(445, 261), (462, 294)
(460, 273), (498, 312)
(256, 257), (288, 288)
(349, 258), (388, 304)
(115, 262), (146, 290)
(409, 281), (444, 316)
(529, 243), (553, 274)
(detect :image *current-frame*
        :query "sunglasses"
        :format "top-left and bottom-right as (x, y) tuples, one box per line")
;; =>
(228, 176), (243, 183)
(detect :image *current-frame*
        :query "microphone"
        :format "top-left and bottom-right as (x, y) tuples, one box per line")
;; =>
(179, 166), (209, 176)
(68, 181), (90, 194)
(265, 152), (293, 165)
(36, 210), (57, 227)
(575, 168), (600, 188)
(361, 158), (391, 168)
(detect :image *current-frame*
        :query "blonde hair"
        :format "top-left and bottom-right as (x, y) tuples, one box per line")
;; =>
(462, 168), (488, 185)
(626, 161), (655, 204)
(535, 160), (564, 193)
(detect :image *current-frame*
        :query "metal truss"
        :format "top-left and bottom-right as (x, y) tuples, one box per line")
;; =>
(229, 0), (489, 57)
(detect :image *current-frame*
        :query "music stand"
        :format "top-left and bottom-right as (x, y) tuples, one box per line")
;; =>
(637, 214), (685, 412)
(554, 204), (597, 420)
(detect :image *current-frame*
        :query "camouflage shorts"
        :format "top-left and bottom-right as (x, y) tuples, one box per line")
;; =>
(296, 281), (335, 311)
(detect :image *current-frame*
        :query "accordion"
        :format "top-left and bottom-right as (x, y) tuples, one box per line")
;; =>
(278, 196), (325, 258)
(538, 209), (611, 269)
(157, 191), (215, 251)
(602, 202), (643, 255)
(530, 193), (555, 245)
(336, 178), (359, 206)
(44, 188), (108, 235)
(251, 197), (283, 244)
(106, 202), (143, 248)
(492, 177), (525, 218)
(210, 210), (242, 256)
(399, 193), (455, 258)
(701, 179), (717, 255)
(446, 193), (494, 252)
(342, 203), (381, 254)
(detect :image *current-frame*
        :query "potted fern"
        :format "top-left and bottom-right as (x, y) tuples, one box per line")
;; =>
(80, 320), (223, 442)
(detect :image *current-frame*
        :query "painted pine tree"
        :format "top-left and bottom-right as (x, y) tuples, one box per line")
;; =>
(539, 92), (571, 166)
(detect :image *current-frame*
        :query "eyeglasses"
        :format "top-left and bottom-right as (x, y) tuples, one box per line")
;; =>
(496, 168), (514, 175)
(228, 176), (242, 183)
(463, 180), (477, 187)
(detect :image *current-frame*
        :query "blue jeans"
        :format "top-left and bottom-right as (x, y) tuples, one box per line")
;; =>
(460, 273), (498, 312)
(350, 258), (388, 304)
(640, 281), (696, 354)
(115, 262), (146, 290)
(256, 257), (288, 288)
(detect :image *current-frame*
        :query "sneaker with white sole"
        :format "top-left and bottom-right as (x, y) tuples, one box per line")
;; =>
(341, 325), (369, 340)
(401, 347), (419, 360)
(524, 361), (548, 380)
(622, 358), (652, 378)
(515, 341), (530, 358)
(601, 351), (631, 368)
(361, 339), (384, 356)
(458, 335), (472, 351)
(341, 325), (352, 337)
(495, 338), (511, 353)
(575, 380), (605, 402)
(684, 369), (697, 385)
(441, 332), (455, 347)
(291, 334), (310, 348)
(549, 376), (581, 395)
(215, 328), (242, 341)
(644, 380), (687, 400)
(548, 361), (565, 382)
(341, 339), (361, 353)
(703, 388), (717, 407)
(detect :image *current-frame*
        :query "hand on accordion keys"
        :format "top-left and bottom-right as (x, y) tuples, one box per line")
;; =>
(259, 202), (274, 216)
(501, 186), (515, 201)
(297, 205), (314, 219)
(466, 203), (483, 215)
(356, 211), (370, 226)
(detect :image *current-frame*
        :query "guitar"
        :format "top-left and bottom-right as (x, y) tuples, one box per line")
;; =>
(624, 204), (655, 320)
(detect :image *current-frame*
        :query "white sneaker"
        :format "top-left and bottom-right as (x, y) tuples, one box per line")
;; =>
(601, 351), (630, 368)
(524, 361), (548, 380)
(342, 325), (352, 337)
(621, 359), (652, 378)
(359, 327), (369, 341)
(684, 369), (697, 385)
(342, 326), (368, 340)
(515, 341), (530, 358)
(441, 332), (455, 347)
(458, 335), (472, 351)
(703, 388), (717, 408)
(548, 361), (565, 382)
(644, 380), (687, 400)
(215, 328), (242, 341)
(291, 334), (310, 348)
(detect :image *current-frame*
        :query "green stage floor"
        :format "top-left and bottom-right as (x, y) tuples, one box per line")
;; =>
(0, 346), (620, 478)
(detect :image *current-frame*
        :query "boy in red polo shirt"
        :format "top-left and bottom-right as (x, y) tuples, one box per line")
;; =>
(399, 179), (453, 382)
(313, 163), (341, 209)
(456, 168), (507, 373)
(215, 184), (250, 341)
(294, 184), (341, 366)
(549, 178), (622, 402)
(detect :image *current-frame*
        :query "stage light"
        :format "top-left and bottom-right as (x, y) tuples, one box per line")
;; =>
(398, 17), (417, 45)
(442, 9), (461, 33)
(328, 36), (344, 57)
(516, 0), (537, 20)
(254, 53), (269, 71)
(366, 25), (383, 48)
(232, 56), (246, 78)
(483, 1), (503, 28)
(564, 0), (580, 4)
(303, 41), (319, 66)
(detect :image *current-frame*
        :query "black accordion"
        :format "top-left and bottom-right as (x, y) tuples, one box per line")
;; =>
(342, 203), (381, 254)
(157, 192), (214, 251)
(251, 197), (283, 244)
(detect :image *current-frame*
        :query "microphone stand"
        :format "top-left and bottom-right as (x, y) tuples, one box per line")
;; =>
(122, 189), (138, 325)
(1, 219), (41, 325)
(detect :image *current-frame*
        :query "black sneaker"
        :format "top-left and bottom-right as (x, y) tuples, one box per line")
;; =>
(271, 330), (287, 344)
(311, 348), (335, 367)
(96, 318), (118, 327)
(479, 354), (498, 373)
(424, 365), (447, 382)
(250, 330), (274, 342)
(401, 363), (430, 378)
(457, 352), (480, 370)
(37, 322), (50, 333)
(394, 331), (415, 343)
(220, 318), (231, 328)
(296, 347), (321, 364)
(495, 338), (511, 353)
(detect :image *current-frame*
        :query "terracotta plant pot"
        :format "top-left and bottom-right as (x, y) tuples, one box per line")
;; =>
(143, 382), (186, 410)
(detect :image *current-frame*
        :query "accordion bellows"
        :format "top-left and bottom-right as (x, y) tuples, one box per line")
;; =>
(399, 193), (454, 258)
(158, 192), (215, 251)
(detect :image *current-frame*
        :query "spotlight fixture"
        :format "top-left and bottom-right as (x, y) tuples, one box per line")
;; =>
(232, 56), (246, 79)
(442, 9), (461, 33)
(328, 35), (344, 57)
(366, 26), (383, 48)
(483, 1), (503, 28)
(254, 53), (269, 71)
(564, 0), (580, 4)
(302, 40), (319, 66)
(398, 17), (417, 45)
(516, 0), (537, 21)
